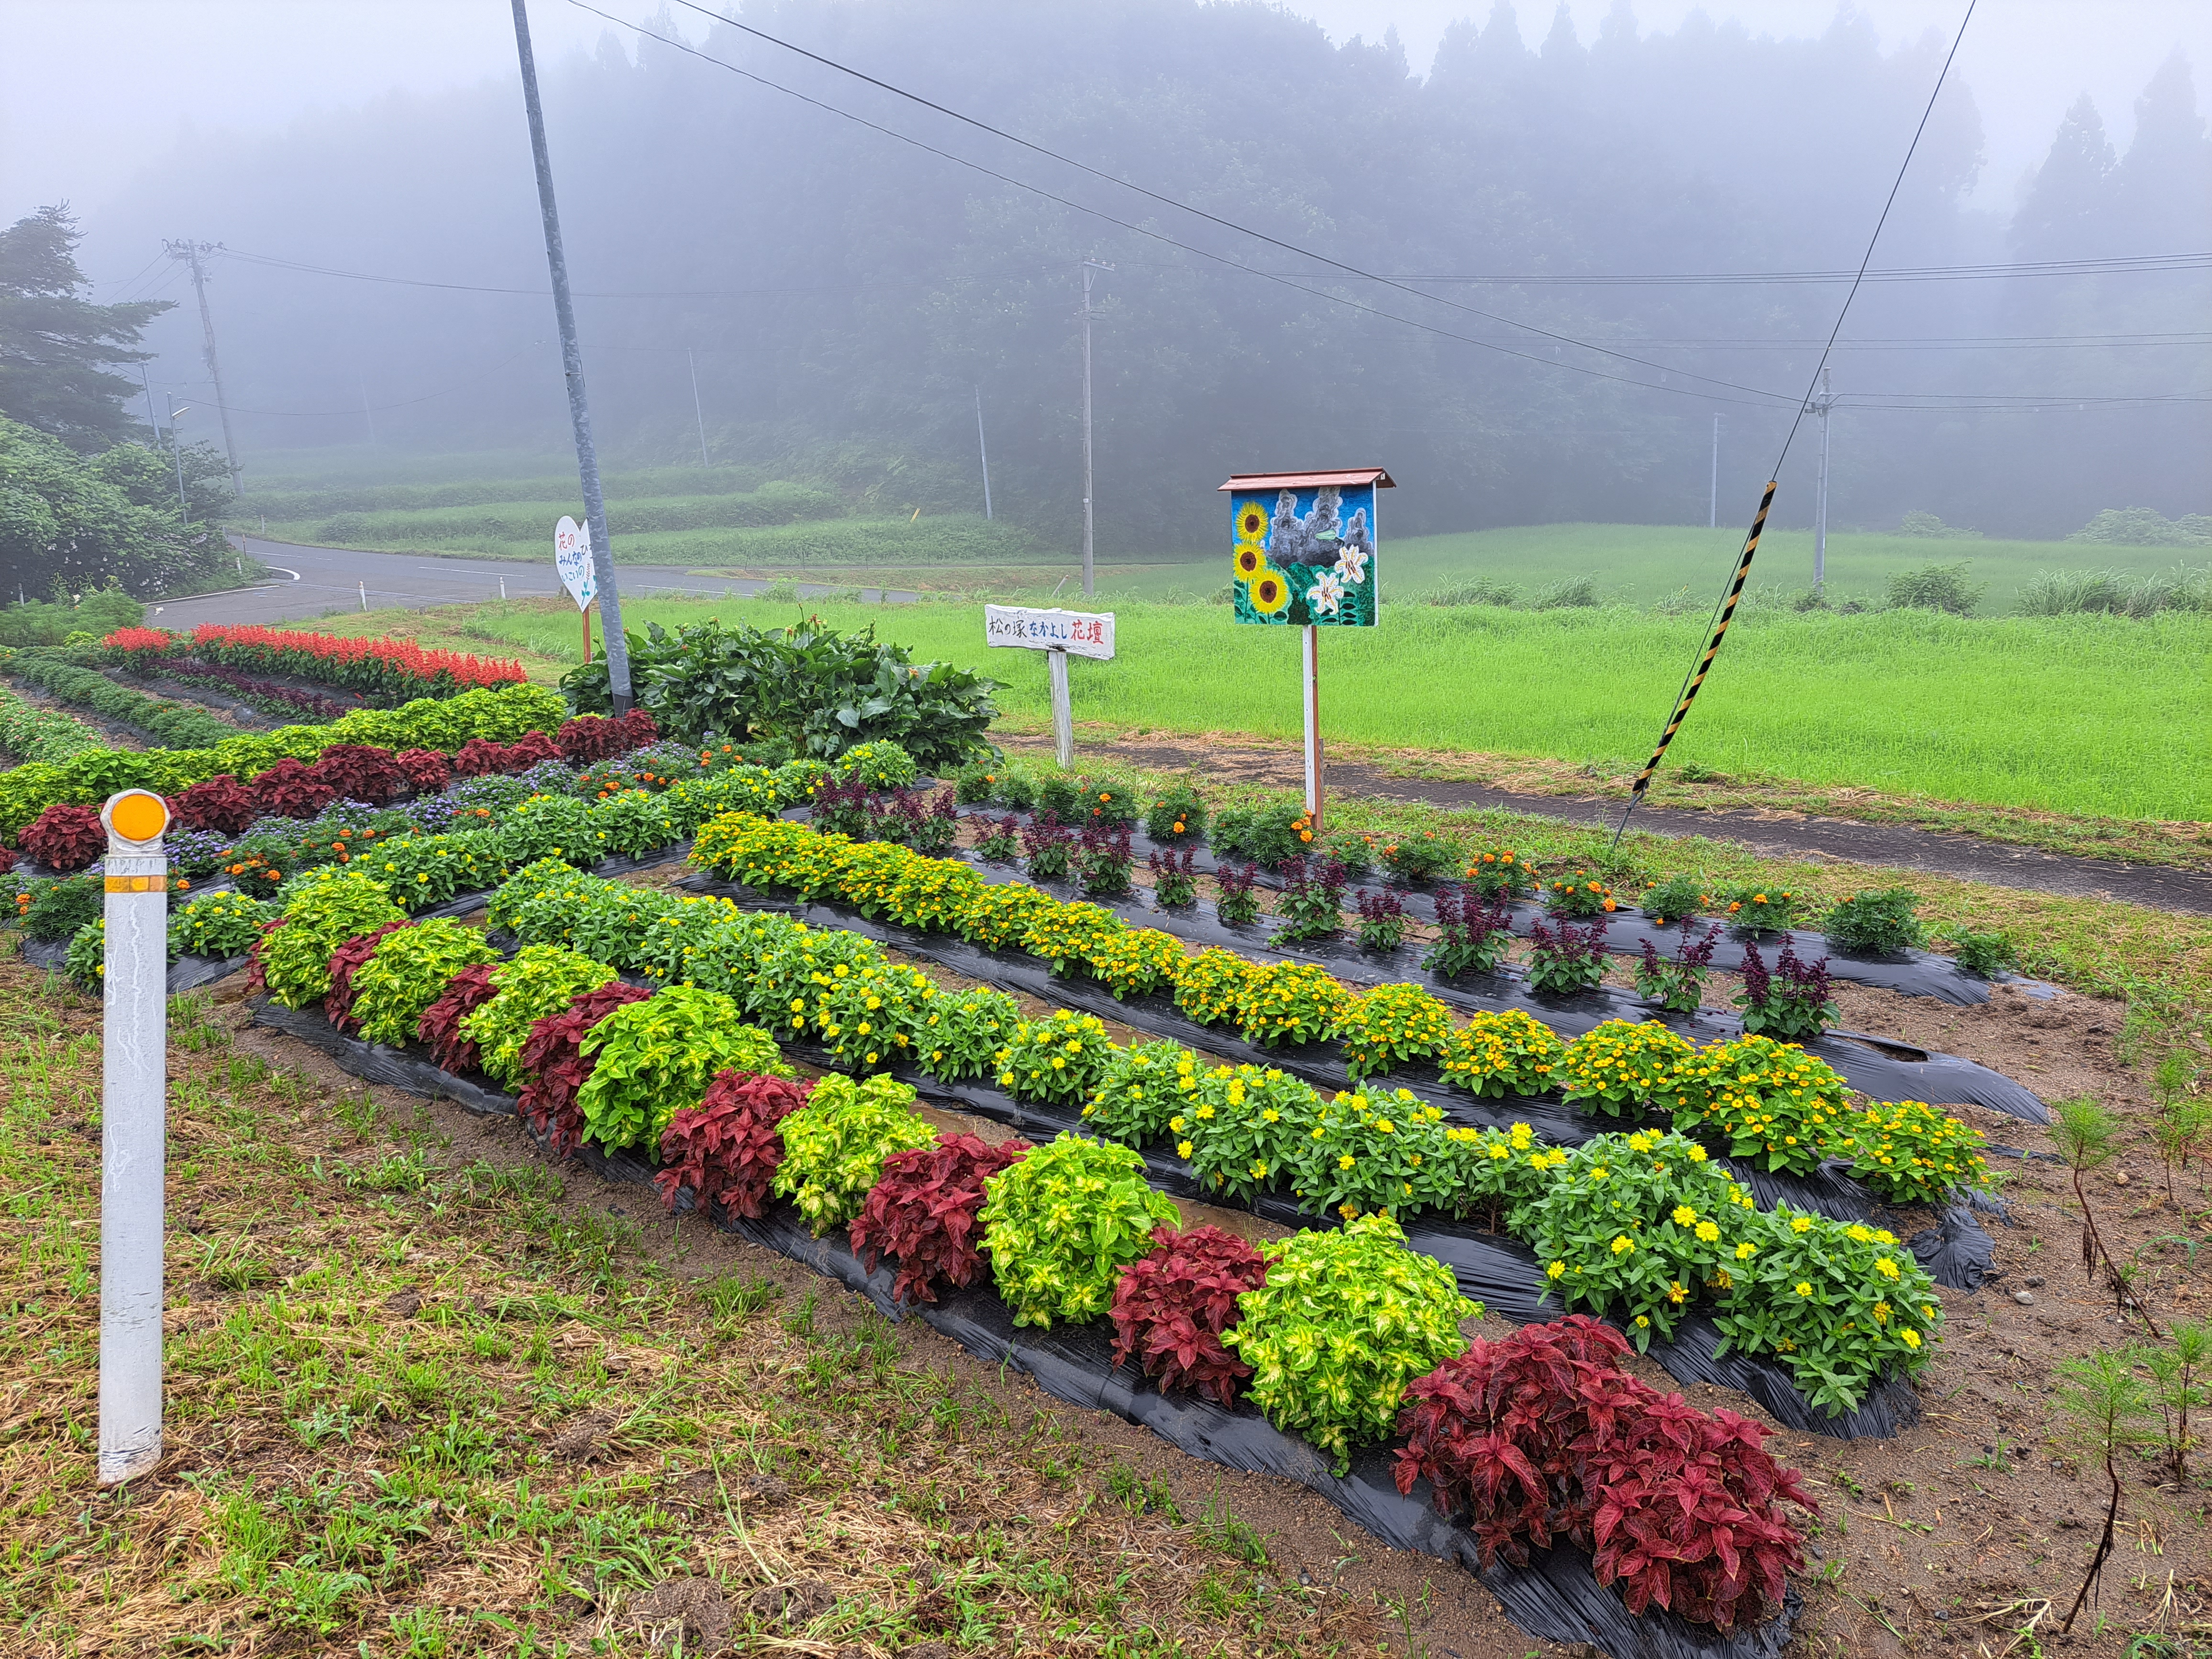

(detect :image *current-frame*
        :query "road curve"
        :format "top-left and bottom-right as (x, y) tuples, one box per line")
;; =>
(147, 538), (916, 630)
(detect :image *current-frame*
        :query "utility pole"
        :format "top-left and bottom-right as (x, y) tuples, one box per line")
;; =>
(164, 241), (243, 497)
(1809, 367), (1834, 589)
(1079, 259), (1113, 598)
(511, 0), (631, 712)
(686, 346), (709, 467)
(359, 368), (377, 445)
(1708, 414), (1720, 530)
(138, 365), (161, 450)
(974, 386), (993, 520)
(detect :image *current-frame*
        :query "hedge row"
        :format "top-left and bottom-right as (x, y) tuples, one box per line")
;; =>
(5, 649), (240, 749)
(0, 681), (103, 766)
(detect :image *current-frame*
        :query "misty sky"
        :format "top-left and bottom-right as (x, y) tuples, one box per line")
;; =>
(4, 0), (2208, 273)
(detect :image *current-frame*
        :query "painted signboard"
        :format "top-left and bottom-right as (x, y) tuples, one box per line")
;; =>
(1225, 470), (1389, 627)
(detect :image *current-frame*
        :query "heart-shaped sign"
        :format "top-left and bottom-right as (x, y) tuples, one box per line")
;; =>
(554, 515), (596, 611)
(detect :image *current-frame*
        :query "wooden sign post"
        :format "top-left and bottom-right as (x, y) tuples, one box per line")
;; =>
(554, 515), (598, 662)
(1219, 468), (1394, 834)
(984, 604), (1116, 768)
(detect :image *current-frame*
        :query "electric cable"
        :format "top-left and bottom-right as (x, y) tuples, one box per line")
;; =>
(1610, 0), (1980, 851)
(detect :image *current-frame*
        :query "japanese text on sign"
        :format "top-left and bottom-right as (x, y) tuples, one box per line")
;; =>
(983, 605), (1116, 661)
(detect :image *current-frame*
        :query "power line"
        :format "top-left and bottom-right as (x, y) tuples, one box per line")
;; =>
(566, 0), (1801, 409)
(145, 341), (543, 418)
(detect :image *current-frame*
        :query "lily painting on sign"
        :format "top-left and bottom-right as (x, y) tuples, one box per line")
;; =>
(1224, 468), (1390, 627)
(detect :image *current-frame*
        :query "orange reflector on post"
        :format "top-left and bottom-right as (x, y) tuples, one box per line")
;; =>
(104, 790), (169, 845)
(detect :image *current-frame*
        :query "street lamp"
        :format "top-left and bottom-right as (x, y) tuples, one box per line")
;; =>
(163, 397), (192, 520)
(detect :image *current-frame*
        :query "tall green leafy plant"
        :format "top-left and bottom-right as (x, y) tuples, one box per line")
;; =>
(772, 1073), (937, 1236)
(978, 1136), (1179, 1329)
(345, 920), (503, 1050)
(574, 986), (787, 1149)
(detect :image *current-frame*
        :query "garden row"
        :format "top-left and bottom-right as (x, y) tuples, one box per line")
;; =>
(5, 646), (245, 750)
(244, 862), (1827, 1637)
(252, 848), (1953, 1423)
(0, 680), (103, 767)
(938, 767), (2023, 993)
(105, 623), (529, 703)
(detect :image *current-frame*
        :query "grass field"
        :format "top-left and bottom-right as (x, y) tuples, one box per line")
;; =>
(1097, 523), (2203, 614)
(404, 593), (2208, 822)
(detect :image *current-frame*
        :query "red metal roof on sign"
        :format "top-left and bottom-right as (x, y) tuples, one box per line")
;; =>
(1218, 468), (1395, 492)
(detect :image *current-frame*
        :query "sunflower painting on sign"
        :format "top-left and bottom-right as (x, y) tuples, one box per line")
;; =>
(1224, 468), (1392, 627)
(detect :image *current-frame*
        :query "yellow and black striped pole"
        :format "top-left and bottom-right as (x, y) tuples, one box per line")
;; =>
(1610, 480), (1778, 847)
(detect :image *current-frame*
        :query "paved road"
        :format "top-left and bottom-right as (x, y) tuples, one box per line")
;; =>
(147, 537), (915, 629)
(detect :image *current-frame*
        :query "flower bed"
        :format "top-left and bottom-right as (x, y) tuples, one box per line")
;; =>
(0, 683), (104, 766)
(112, 624), (529, 702)
(6, 649), (240, 748)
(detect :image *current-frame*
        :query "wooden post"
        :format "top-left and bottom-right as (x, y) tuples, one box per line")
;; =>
(583, 599), (594, 663)
(1302, 623), (1322, 834)
(1048, 647), (1073, 768)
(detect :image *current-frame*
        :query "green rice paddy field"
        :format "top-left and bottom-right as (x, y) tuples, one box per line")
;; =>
(445, 594), (2211, 822)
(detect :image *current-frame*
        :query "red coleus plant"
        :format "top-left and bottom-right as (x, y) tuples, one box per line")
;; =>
(653, 1070), (818, 1223)
(250, 756), (336, 819)
(558, 713), (647, 764)
(850, 1131), (1032, 1307)
(243, 916), (287, 997)
(1394, 1316), (1817, 1631)
(321, 921), (413, 1035)
(1108, 1225), (1270, 1406)
(395, 747), (452, 793)
(515, 982), (653, 1157)
(305, 743), (410, 806)
(0, 847), (15, 875)
(19, 803), (106, 874)
(174, 772), (259, 835)
(417, 962), (501, 1074)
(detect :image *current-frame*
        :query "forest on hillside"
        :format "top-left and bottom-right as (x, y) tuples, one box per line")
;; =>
(87, 0), (2212, 550)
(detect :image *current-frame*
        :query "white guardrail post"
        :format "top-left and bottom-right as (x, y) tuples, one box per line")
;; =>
(98, 788), (170, 1485)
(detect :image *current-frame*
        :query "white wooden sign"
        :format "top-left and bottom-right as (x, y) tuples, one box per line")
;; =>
(554, 516), (596, 611)
(984, 605), (1115, 661)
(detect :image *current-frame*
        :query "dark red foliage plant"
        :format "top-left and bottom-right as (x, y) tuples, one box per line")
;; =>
(19, 803), (106, 874)
(849, 1131), (1031, 1307)
(451, 738), (511, 779)
(417, 962), (501, 1073)
(0, 847), (15, 875)
(1107, 1225), (1270, 1405)
(243, 916), (288, 996)
(305, 743), (409, 806)
(249, 756), (336, 819)
(174, 773), (259, 836)
(515, 982), (653, 1156)
(507, 728), (562, 768)
(557, 713), (645, 764)
(395, 747), (452, 793)
(653, 1070), (818, 1223)
(1394, 1316), (1817, 1631)
(322, 921), (413, 1034)
(619, 708), (659, 745)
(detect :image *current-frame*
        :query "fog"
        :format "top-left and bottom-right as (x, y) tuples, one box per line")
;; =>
(12, 0), (2211, 547)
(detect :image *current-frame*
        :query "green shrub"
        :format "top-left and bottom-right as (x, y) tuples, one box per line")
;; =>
(496, 794), (599, 868)
(1822, 887), (1925, 956)
(1333, 984), (1457, 1081)
(1143, 779), (1206, 843)
(913, 987), (1022, 1083)
(772, 1073), (936, 1235)
(835, 741), (919, 790)
(168, 892), (277, 960)
(575, 986), (785, 1149)
(979, 1135), (1179, 1329)
(65, 918), (111, 990)
(1174, 1063), (1321, 1204)
(1935, 924), (2016, 977)
(1222, 1213), (1475, 1474)
(586, 789), (681, 859)
(261, 871), (407, 1008)
(1884, 561), (1983, 616)
(1639, 873), (1710, 925)
(1078, 1040), (1197, 1145)
(459, 945), (618, 1087)
(995, 1009), (1116, 1105)
(347, 920), (502, 1049)
(20, 875), (103, 942)
(1211, 799), (1312, 868)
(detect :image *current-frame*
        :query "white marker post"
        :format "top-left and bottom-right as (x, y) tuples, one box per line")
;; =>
(984, 605), (1115, 769)
(1302, 623), (1322, 832)
(98, 788), (171, 1486)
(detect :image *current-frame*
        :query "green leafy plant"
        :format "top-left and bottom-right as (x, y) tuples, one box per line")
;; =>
(2138, 1318), (2209, 1484)
(1212, 863), (1265, 925)
(1079, 1040), (1197, 1145)
(1288, 1089), (1464, 1221)
(575, 986), (786, 1150)
(1639, 873), (1710, 926)
(18, 875), (102, 943)
(1462, 848), (1538, 899)
(1143, 779), (1206, 844)
(1734, 941), (1839, 1039)
(1172, 953), (1260, 1036)
(1334, 984), (1456, 1081)
(1635, 923), (1721, 1014)
(2051, 1352), (2155, 1633)
(1822, 887), (1926, 956)
(345, 919), (502, 1049)
(995, 1009), (1116, 1105)
(1231, 960), (1349, 1048)
(1674, 1035), (1854, 1176)
(1523, 917), (1609, 996)
(2146, 1048), (2210, 1202)
(257, 871), (408, 1009)
(1376, 829), (1454, 884)
(772, 1072), (936, 1235)
(1438, 1009), (1565, 1097)
(496, 793), (599, 868)
(1934, 924), (2016, 977)
(913, 987), (1022, 1083)
(973, 814), (1022, 861)
(803, 959), (940, 1072)
(584, 788), (680, 859)
(459, 945), (618, 1088)
(168, 891), (278, 960)
(356, 832), (507, 914)
(1556, 1020), (1700, 1118)
(1172, 1063), (1321, 1203)
(64, 918), (108, 991)
(1839, 1098), (1991, 1206)
(836, 741), (918, 791)
(1210, 799), (1312, 869)
(1352, 887), (1407, 951)
(1422, 886), (1513, 979)
(1273, 855), (1347, 942)
(979, 1135), (1179, 1328)
(1018, 898), (1122, 976)
(1542, 870), (1618, 918)
(1721, 886), (1805, 932)
(990, 770), (1037, 812)
(1222, 1213), (1476, 1474)
(1085, 927), (1186, 1001)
